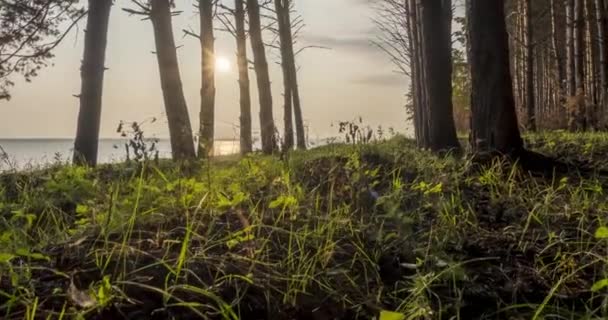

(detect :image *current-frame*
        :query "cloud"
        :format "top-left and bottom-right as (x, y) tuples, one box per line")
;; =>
(351, 0), (382, 5)
(351, 73), (406, 87)
(301, 33), (381, 56)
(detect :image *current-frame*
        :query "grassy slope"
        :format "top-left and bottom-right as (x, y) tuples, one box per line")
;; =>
(1, 132), (608, 319)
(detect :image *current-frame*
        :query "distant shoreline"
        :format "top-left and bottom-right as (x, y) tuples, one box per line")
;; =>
(0, 138), (240, 142)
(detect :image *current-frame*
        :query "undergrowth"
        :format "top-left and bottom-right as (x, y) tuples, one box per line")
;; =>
(1, 133), (608, 319)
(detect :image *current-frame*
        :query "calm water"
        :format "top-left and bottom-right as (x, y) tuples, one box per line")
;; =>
(0, 139), (240, 170)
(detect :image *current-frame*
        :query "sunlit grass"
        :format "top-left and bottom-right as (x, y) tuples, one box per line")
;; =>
(0, 133), (608, 319)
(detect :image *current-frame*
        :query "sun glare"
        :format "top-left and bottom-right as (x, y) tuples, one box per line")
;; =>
(215, 56), (231, 73)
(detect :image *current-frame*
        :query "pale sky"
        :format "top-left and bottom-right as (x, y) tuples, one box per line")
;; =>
(1, 0), (407, 140)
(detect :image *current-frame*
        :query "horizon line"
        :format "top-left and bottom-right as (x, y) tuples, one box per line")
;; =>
(0, 137), (240, 141)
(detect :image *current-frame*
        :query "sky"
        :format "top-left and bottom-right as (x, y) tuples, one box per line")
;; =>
(0, 0), (408, 140)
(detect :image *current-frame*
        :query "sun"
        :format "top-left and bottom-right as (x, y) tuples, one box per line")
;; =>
(215, 56), (231, 73)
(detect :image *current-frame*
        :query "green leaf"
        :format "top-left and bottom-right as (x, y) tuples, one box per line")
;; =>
(0, 253), (16, 263)
(592, 279), (608, 292)
(15, 248), (50, 261)
(76, 204), (89, 214)
(97, 275), (113, 306)
(595, 227), (608, 239)
(269, 195), (298, 209)
(379, 310), (405, 320)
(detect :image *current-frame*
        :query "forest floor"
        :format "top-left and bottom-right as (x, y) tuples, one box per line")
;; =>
(1, 132), (608, 319)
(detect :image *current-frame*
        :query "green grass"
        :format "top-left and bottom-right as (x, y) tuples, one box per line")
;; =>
(1, 133), (608, 319)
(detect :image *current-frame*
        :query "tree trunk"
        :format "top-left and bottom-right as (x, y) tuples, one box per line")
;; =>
(247, 0), (276, 154)
(73, 0), (112, 166)
(524, 0), (536, 130)
(584, 0), (596, 104)
(418, 0), (460, 152)
(150, 0), (196, 160)
(408, 0), (425, 147)
(198, 0), (216, 158)
(550, 0), (565, 91)
(405, 0), (420, 143)
(235, 0), (252, 155)
(275, 0), (294, 150)
(467, 0), (523, 153)
(284, 2), (306, 150)
(574, 0), (585, 92)
(595, 0), (608, 112)
(566, 0), (576, 96)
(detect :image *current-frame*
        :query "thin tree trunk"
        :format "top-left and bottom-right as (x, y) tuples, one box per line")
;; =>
(595, 0), (608, 113)
(199, 0), (216, 157)
(410, 0), (427, 147)
(73, 0), (113, 166)
(404, 1), (420, 143)
(585, 0), (596, 104)
(247, 0), (276, 154)
(235, 0), (252, 154)
(524, 0), (536, 130)
(150, 0), (196, 160)
(275, 0), (294, 150)
(566, 0), (576, 96)
(551, 0), (565, 91)
(575, 0), (586, 91)
(467, 0), (523, 153)
(517, 0), (525, 114)
(283, 1), (306, 150)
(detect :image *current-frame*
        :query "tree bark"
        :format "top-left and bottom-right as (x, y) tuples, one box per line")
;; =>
(418, 0), (460, 152)
(550, 0), (565, 92)
(235, 0), (252, 155)
(284, 2), (306, 150)
(467, 0), (523, 153)
(247, 0), (277, 154)
(584, 0), (596, 104)
(409, 0), (426, 147)
(404, 1), (420, 143)
(275, 0), (294, 150)
(150, 0), (196, 160)
(595, 0), (608, 111)
(574, 0), (585, 92)
(566, 0), (576, 96)
(524, 0), (536, 130)
(73, 0), (113, 166)
(198, 0), (216, 158)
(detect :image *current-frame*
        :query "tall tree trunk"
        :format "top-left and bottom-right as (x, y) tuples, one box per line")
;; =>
(235, 0), (252, 154)
(275, 0), (294, 150)
(467, 0), (523, 153)
(566, 0), (576, 96)
(584, 0), (596, 104)
(550, 0), (565, 93)
(199, 0), (216, 158)
(406, 0), (421, 144)
(595, 0), (608, 112)
(409, 0), (427, 147)
(73, 0), (113, 166)
(150, 0), (196, 160)
(524, 0), (536, 130)
(247, 0), (276, 154)
(284, 2), (306, 150)
(574, 0), (586, 91)
(276, 0), (306, 150)
(517, 0), (525, 115)
(418, 0), (460, 152)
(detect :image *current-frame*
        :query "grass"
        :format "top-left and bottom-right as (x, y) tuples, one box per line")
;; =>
(0, 132), (608, 319)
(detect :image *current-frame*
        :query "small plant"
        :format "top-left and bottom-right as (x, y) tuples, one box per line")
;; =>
(116, 118), (160, 162)
(336, 117), (375, 145)
(0, 145), (16, 170)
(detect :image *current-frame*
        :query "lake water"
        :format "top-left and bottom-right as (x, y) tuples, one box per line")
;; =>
(0, 139), (240, 170)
